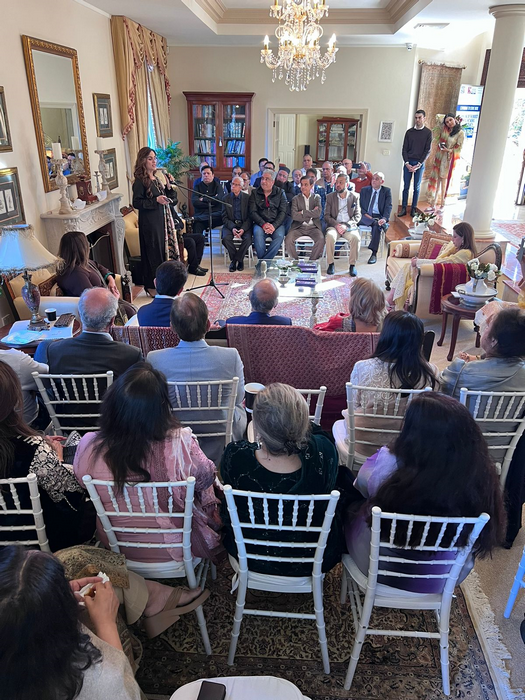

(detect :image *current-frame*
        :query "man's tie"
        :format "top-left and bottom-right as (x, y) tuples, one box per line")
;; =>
(368, 190), (378, 216)
(294, 185), (300, 195)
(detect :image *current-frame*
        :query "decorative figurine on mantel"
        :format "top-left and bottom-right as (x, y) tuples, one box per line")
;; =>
(51, 142), (73, 215)
(94, 170), (101, 193)
(95, 137), (111, 194)
(76, 175), (97, 204)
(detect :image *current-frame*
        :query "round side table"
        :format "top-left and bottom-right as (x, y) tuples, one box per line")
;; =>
(436, 294), (481, 362)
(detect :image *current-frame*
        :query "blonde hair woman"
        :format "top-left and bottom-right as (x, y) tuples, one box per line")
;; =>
(314, 277), (386, 333)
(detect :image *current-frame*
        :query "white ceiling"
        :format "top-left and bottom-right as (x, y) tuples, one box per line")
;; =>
(79, 0), (525, 48)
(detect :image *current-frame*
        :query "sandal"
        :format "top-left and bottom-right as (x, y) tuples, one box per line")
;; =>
(142, 587), (210, 638)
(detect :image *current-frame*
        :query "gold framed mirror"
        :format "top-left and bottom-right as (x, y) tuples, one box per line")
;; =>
(22, 36), (90, 193)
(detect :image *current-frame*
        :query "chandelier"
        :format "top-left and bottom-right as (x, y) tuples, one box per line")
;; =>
(261, 0), (338, 92)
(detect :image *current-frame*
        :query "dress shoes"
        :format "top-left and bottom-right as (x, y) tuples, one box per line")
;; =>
(367, 254), (377, 264)
(237, 260), (244, 272)
(229, 261), (237, 272)
(326, 263), (335, 275)
(197, 265), (209, 273)
(410, 207), (418, 217)
(349, 264), (357, 277)
(189, 267), (206, 277)
(398, 206), (407, 217)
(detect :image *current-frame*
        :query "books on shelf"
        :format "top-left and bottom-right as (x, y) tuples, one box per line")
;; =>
(193, 105), (215, 119)
(224, 156), (246, 168)
(223, 121), (245, 138)
(225, 139), (245, 155)
(194, 139), (216, 155)
(195, 122), (215, 138)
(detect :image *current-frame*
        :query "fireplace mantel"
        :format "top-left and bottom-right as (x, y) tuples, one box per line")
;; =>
(40, 193), (126, 274)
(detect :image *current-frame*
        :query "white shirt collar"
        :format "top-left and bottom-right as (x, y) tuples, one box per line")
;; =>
(414, 124), (424, 130)
(83, 330), (113, 340)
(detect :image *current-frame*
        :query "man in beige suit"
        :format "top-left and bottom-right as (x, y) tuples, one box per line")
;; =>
(324, 173), (361, 276)
(285, 175), (324, 260)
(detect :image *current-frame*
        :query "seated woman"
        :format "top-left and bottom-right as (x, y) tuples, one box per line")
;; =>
(347, 393), (505, 592)
(0, 546), (209, 699)
(74, 363), (222, 563)
(472, 255), (525, 340)
(0, 362), (87, 551)
(389, 221), (477, 311)
(314, 277), (386, 333)
(56, 230), (136, 320)
(348, 311), (438, 459)
(220, 383), (342, 576)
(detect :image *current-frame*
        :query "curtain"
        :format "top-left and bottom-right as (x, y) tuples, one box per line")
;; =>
(110, 16), (170, 183)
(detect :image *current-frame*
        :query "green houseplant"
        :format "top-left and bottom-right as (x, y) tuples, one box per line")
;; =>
(155, 140), (200, 181)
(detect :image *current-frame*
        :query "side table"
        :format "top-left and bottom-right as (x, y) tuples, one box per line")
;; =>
(437, 294), (481, 362)
(0, 319), (81, 356)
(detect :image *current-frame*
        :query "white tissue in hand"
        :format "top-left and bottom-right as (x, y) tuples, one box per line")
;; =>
(78, 571), (110, 598)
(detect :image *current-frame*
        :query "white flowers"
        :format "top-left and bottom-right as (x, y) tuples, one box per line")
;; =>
(489, 263), (498, 272)
(467, 258), (500, 283)
(469, 259), (479, 270)
(487, 270), (496, 281)
(428, 217), (436, 226)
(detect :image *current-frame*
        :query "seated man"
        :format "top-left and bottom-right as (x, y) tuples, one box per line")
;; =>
(301, 153), (319, 179)
(240, 171), (253, 195)
(253, 161), (275, 189)
(224, 165), (242, 194)
(147, 293), (246, 463)
(250, 158), (268, 186)
(226, 279), (292, 326)
(285, 175), (324, 261)
(191, 165), (225, 236)
(249, 169), (288, 261)
(137, 260), (187, 327)
(352, 162), (373, 194)
(275, 166), (294, 234)
(358, 171), (392, 264)
(315, 161), (335, 195)
(325, 173), (361, 276)
(342, 158), (354, 178)
(222, 176), (252, 272)
(291, 168), (302, 196)
(35, 288), (142, 376)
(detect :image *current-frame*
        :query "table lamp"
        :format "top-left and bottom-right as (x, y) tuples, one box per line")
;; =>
(0, 224), (58, 330)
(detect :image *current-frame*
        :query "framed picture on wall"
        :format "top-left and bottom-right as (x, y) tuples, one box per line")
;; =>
(93, 93), (113, 138)
(0, 87), (13, 152)
(0, 168), (25, 225)
(378, 120), (395, 143)
(103, 148), (118, 189)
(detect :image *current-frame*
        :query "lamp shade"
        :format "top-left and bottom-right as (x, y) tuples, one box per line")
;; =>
(0, 224), (57, 274)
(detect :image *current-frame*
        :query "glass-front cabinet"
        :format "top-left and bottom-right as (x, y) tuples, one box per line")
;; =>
(184, 92), (254, 181)
(315, 117), (359, 165)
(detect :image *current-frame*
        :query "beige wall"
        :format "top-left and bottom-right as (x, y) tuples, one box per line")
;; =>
(417, 31), (492, 88)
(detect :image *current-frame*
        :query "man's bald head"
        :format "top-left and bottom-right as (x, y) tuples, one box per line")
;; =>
(170, 292), (208, 341)
(249, 279), (279, 314)
(78, 287), (118, 331)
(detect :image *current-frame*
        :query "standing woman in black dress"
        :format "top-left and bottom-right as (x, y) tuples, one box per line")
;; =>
(132, 147), (180, 295)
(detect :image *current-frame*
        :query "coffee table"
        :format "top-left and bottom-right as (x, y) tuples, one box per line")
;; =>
(0, 318), (80, 356)
(251, 259), (323, 328)
(437, 293), (481, 362)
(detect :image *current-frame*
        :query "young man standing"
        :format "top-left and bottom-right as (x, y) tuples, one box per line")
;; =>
(400, 109), (432, 217)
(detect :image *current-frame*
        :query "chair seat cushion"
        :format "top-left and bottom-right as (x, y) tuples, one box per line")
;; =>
(228, 554), (314, 593)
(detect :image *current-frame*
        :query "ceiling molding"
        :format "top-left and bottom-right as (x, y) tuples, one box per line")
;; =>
(220, 8), (392, 24)
(194, 0), (226, 24)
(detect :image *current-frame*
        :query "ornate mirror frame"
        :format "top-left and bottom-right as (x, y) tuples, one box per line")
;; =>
(22, 35), (90, 193)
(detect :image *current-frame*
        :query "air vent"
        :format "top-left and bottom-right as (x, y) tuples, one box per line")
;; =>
(414, 23), (449, 31)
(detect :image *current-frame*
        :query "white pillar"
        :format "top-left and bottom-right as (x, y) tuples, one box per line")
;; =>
(463, 4), (525, 238)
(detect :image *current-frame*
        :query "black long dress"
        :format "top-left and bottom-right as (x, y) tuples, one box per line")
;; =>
(132, 177), (178, 290)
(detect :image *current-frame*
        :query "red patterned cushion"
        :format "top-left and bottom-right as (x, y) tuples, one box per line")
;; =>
(428, 241), (446, 259)
(418, 229), (451, 259)
(111, 326), (180, 355)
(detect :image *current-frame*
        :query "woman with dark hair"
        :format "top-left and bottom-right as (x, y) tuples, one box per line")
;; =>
(346, 393), (506, 592)
(0, 362), (86, 551)
(132, 147), (181, 294)
(56, 230), (136, 320)
(426, 113), (465, 208)
(389, 221), (477, 311)
(345, 311), (438, 458)
(74, 362), (222, 563)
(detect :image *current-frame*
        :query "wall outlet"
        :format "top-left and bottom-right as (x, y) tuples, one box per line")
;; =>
(382, 149), (391, 156)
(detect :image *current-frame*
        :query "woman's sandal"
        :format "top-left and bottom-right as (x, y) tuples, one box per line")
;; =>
(142, 587), (211, 638)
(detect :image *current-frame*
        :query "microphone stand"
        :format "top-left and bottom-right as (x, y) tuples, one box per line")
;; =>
(172, 179), (232, 299)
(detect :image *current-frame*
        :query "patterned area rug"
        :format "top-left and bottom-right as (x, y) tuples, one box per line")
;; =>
(201, 273), (353, 327)
(491, 220), (525, 249)
(134, 563), (498, 699)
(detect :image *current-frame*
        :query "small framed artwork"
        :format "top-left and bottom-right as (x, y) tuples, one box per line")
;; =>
(103, 148), (118, 189)
(0, 87), (13, 152)
(378, 120), (394, 143)
(93, 93), (113, 138)
(0, 168), (25, 225)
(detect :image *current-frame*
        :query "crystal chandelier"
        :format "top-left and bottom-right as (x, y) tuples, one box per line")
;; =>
(261, 0), (338, 92)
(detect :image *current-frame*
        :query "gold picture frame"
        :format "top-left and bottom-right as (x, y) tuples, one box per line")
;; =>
(0, 87), (13, 152)
(21, 35), (90, 193)
(93, 93), (113, 138)
(0, 167), (26, 225)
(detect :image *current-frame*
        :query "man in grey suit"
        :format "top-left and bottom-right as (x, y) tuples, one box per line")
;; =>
(147, 293), (246, 463)
(324, 173), (361, 277)
(284, 175), (324, 260)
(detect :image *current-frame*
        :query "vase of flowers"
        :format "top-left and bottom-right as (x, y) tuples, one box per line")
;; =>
(412, 211), (437, 234)
(455, 259), (500, 307)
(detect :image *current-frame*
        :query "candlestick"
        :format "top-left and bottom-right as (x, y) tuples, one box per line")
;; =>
(52, 158), (74, 214)
(96, 137), (105, 152)
(264, 35), (269, 50)
(52, 142), (63, 161)
(95, 150), (111, 194)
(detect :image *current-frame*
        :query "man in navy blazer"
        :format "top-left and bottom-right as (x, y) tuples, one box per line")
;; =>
(358, 172), (392, 264)
(137, 261), (187, 327)
(226, 279), (292, 326)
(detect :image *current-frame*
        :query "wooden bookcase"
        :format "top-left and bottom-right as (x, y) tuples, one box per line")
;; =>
(315, 117), (359, 165)
(184, 92), (255, 182)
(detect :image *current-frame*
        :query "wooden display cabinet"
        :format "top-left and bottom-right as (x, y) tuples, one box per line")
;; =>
(315, 117), (359, 165)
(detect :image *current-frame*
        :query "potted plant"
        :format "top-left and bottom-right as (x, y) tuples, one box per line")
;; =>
(155, 141), (200, 182)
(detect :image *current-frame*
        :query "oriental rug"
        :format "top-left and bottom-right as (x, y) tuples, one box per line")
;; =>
(200, 273), (353, 327)
(491, 221), (525, 250)
(134, 562), (501, 700)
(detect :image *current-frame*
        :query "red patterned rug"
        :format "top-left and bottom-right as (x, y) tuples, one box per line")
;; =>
(200, 273), (354, 327)
(491, 220), (525, 249)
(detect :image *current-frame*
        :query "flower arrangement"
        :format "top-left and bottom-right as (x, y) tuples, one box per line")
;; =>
(412, 211), (436, 226)
(467, 259), (500, 283)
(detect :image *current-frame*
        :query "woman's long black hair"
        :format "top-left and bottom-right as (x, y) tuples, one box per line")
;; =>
(371, 310), (437, 390)
(0, 546), (102, 700)
(443, 113), (461, 137)
(370, 393), (506, 556)
(93, 362), (180, 492)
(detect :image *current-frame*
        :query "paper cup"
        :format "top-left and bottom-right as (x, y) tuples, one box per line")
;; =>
(244, 382), (265, 414)
(45, 308), (57, 322)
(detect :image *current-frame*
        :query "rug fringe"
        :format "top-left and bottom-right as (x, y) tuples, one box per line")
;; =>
(461, 570), (524, 700)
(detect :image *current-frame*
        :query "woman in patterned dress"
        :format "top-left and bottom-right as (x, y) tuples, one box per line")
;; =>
(426, 113), (465, 209)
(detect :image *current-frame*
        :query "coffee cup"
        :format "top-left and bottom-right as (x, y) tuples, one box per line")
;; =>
(45, 308), (57, 322)
(244, 382), (265, 414)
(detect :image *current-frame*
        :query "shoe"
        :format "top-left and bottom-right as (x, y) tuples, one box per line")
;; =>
(349, 265), (357, 277)
(326, 263), (335, 275)
(197, 266), (209, 273)
(398, 207), (407, 217)
(229, 261), (237, 272)
(142, 587), (210, 639)
(189, 267), (206, 277)
(368, 254), (377, 264)
(237, 261), (244, 272)
(410, 207), (417, 217)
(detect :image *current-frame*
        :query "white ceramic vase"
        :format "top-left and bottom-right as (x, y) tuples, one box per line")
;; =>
(456, 276), (497, 307)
